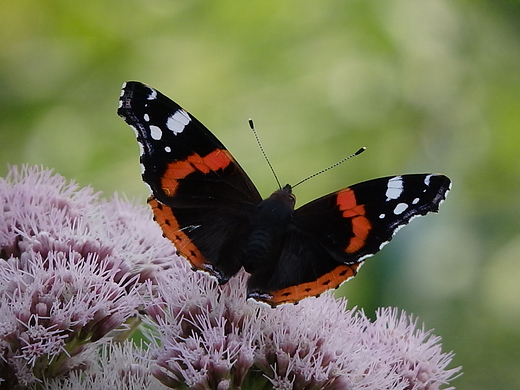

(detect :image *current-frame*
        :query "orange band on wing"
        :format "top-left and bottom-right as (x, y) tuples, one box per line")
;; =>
(336, 189), (358, 209)
(266, 263), (361, 306)
(200, 149), (234, 171)
(336, 188), (372, 253)
(148, 197), (207, 270)
(160, 149), (233, 196)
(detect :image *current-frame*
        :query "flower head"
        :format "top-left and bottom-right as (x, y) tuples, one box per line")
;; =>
(0, 165), (179, 281)
(145, 267), (461, 390)
(40, 341), (169, 390)
(0, 166), (178, 387)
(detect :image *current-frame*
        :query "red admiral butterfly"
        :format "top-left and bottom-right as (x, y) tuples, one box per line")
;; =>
(118, 81), (451, 307)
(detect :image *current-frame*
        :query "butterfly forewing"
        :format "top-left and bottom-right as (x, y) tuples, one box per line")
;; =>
(294, 174), (451, 261)
(118, 81), (262, 282)
(118, 81), (262, 206)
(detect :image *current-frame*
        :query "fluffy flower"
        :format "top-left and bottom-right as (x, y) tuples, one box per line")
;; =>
(0, 165), (178, 281)
(0, 166), (178, 387)
(146, 268), (461, 390)
(39, 341), (169, 390)
(145, 267), (259, 390)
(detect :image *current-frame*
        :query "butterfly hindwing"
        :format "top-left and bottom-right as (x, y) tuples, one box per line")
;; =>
(118, 81), (263, 282)
(247, 225), (362, 306)
(148, 196), (258, 282)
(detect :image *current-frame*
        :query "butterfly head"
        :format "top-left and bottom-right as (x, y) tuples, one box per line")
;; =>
(252, 184), (296, 235)
(274, 184), (296, 209)
(256, 184), (296, 222)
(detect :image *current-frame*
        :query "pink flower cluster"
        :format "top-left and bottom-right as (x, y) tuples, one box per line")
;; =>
(0, 166), (461, 390)
(0, 166), (174, 387)
(146, 267), (461, 390)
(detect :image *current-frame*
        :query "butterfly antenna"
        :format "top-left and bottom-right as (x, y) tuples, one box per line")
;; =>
(292, 147), (366, 189)
(249, 119), (282, 189)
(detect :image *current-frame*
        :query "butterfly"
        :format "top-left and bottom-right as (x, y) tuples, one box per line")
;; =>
(118, 81), (451, 307)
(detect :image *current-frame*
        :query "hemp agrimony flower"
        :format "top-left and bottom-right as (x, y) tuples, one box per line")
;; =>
(0, 166), (176, 388)
(0, 166), (461, 389)
(145, 267), (461, 390)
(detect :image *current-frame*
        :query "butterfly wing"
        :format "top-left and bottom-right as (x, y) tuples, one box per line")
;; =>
(247, 225), (363, 307)
(118, 81), (263, 282)
(247, 174), (451, 306)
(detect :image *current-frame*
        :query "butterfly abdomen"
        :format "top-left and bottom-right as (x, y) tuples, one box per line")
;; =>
(243, 227), (279, 272)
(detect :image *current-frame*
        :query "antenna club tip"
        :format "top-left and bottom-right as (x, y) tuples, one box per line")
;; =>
(356, 147), (366, 155)
(248, 119), (254, 129)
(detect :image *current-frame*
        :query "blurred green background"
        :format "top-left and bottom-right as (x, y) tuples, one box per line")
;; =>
(2, 1), (520, 388)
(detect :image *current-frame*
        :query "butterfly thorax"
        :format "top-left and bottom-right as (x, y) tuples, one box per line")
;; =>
(242, 184), (295, 274)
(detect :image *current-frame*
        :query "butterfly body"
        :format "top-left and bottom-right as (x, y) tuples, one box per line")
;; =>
(118, 81), (451, 307)
(242, 185), (295, 275)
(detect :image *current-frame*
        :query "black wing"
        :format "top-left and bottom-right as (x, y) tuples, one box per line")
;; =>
(247, 174), (451, 306)
(118, 81), (263, 282)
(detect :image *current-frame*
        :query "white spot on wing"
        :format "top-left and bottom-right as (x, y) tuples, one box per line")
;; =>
(167, 109), (191, 135)
(394, 203), (408, 215)
(164, 146), (171, 153)
(386, 176), (403, 201)
(412, 197), (420, 205)
(424, 174), (433, 186)
(149, 125), (162, 140)
(147, 88), (158, 100)
(378, 222), (407, 250)
(378, 240), (390, 251)
(379, 213), (385, 219)
(437, 182), (452, 207)
(129, 125), (139, 138)
(144, 113), (150, 122)
(357, 252), (373, 263)
(138, 142), (145, 156)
